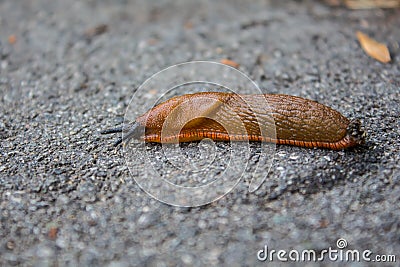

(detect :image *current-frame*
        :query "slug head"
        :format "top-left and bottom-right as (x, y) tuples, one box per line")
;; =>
(101, 121), (144, 147)
(346, 119), (366, 147)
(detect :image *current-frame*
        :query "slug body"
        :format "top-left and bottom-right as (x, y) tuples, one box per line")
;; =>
(102, 92), (364, 150)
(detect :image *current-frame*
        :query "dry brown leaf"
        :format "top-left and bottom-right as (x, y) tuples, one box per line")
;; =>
(220, 59), (240, 68)
(184, 20), (194, 29)
(8, 34), (16, 44)
(356, 31), (391, 63)
(345, 0), (400, 9)
(84, 24), (108, 38)
(48, 227), (58, 240)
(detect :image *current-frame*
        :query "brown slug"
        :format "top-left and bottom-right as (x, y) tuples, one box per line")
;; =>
(101, 92), (365, 150)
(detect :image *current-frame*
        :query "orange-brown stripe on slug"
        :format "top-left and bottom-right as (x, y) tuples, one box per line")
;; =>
(102, 92), (365, 150)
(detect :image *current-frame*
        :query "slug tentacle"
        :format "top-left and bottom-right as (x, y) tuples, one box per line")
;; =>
(101, 93), (365, 150)
(100, 127), (123, 134)
(102, 122), (145, 147)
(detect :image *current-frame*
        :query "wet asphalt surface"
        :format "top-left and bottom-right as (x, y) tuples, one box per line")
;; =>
(1, 0), (399, 266)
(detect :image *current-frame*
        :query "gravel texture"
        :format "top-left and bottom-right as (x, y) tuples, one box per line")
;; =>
(1, 0), (399, 266)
